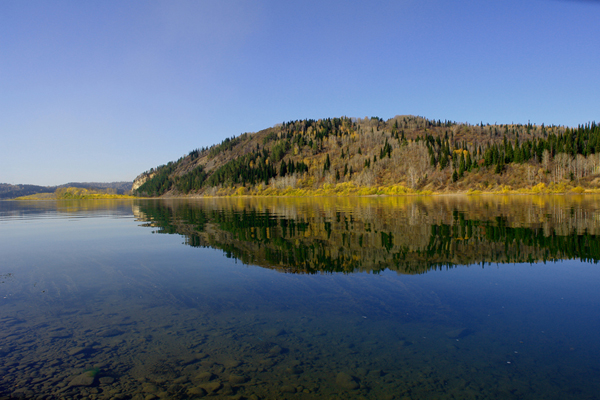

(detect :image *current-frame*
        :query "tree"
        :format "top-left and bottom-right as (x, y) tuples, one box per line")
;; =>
(279, 160), (287, 176)
(452, 170), (459, 182)
(465, 151), (472, 171)
(400, 142), (431, 188)
(553, 153), (571, 182)
(542, 150), (551, 172)
(495, 157), (504, 174)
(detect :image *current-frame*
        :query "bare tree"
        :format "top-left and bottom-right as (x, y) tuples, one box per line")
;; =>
(587, 153), (600, 176)
(542, 150), (551, 172)
(573, 154), (587, 180)
(553, 153), (571, 182)
(526, 165), (536, 184)
(354, 168), (375, 186)
(397, 142), (431, 188)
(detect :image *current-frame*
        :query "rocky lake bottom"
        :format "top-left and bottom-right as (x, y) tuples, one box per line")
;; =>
(1, 198), (600, 399)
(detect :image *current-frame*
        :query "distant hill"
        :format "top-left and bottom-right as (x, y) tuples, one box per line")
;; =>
(133, 115), (600, 197)
(0, 181), (132, 199)
(0, 184), (54, 199)
(57, 181), (133, 193)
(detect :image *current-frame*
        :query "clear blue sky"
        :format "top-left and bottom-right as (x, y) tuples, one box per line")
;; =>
(1, 0), (599, 185)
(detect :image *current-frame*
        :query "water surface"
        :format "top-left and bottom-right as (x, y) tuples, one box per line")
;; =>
(1, 196), (599, 399)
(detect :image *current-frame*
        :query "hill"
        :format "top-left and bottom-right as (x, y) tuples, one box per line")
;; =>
(132, 116), (600, 197)
(0, 181), (133, 199)
(0, 184), (54, 199)
(57, 181), (133, 193)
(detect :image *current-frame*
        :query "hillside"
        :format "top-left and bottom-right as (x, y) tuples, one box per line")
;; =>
(0, 184), (54, 199)
(16, 187), (136, 200)
(132, 116), (600, 197)
(0, 181), (133, 199)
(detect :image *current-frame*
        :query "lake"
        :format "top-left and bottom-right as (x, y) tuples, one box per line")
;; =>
(1, 196), (600, 399)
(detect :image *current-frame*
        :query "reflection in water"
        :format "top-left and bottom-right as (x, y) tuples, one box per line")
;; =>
(1, 196), (599, 399)
(134, 195), (600, 274)
(0, 199), (134, 220)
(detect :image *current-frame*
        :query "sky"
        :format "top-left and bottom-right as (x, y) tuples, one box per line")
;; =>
(1, 0), (599, 186)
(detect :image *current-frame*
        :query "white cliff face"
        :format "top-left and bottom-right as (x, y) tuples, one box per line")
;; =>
(132, 172), (156, 191)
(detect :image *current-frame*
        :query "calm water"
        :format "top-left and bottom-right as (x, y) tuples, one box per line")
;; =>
(1, 196), (600, 399)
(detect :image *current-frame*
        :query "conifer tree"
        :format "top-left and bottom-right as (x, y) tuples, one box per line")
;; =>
(324, 154), (331, 171)
(279, 160), (287, 176)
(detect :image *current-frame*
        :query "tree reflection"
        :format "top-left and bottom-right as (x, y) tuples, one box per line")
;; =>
(133, 196), (600, 274)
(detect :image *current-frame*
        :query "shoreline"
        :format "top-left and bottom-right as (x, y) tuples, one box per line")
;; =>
(155, 181), (599, 199)
(8, 183), (600, 201)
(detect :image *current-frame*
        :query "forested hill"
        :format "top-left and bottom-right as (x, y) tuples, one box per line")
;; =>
(132, 116), (600, 197)
(0, 182), (132, 199)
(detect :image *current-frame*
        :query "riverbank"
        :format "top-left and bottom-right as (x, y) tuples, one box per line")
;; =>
(161, 181), (600, 198)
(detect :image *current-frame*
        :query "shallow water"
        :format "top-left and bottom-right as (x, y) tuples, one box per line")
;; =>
(1, 196), (600, 399)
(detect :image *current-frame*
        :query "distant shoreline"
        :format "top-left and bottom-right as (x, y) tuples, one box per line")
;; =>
(9, 182), (600, 201)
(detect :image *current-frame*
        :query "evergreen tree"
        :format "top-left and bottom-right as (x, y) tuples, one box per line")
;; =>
(465, 151), (472, 171)
(279, 160), (287, 176)
(452, 170), (459, 182)
(495, 157), (504, 174)
(439, 153), (448, 169)
(324, 154), (331, 171)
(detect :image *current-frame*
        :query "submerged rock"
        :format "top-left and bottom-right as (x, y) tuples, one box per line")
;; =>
(99, 376), (115, 384)
(224, 359), (241, 368)
(201, 381), (222, 393)
(188, 387), (207, 396)
(229, 374), (247, 384)
(281, 385), (296, 393)
(336, 372), (359, 390)
(368, 369), (383, 378)
(220, 383), (235, 396)
(195, 372), (215, 382)
(68, 346), (93, 356)
(285, 366), (303, 375)
(68, 373), (95, 387)
(49, 330), (72, 339)
(445, 328), (472, 339)
(265, 328), (287, 337)
(142, 383), (158, 393)
(96, 328), (124, 338)
(173, 376), (189, 384)
(179, 355), (198, 366)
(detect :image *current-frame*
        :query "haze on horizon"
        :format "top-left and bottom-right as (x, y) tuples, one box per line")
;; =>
(1, 0), (599, 186)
